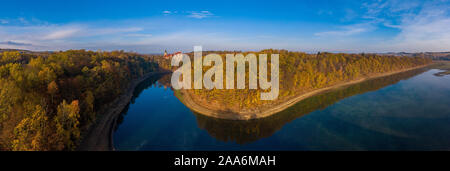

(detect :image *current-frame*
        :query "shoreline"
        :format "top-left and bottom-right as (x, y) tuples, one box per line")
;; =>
(78, 63), (434, 151)
(178, 64), (433, 120)
(78, 71), (170, 151)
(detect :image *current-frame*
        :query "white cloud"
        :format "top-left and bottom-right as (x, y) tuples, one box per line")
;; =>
(315, 23), (373, 37)
(387, 3), (450, 52)
(126, 33), (152, 37)
(42, 28), (80, 40)
(1, 2), (449, 54)
(187, 11), (214, 19)
(0, 20), (147, 51)
(314, 0), (450, 52)
(87, 27), (143, 36)
(357, 0), (450, 52)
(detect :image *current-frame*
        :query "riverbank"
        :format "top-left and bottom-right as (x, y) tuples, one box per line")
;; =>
(79, 63), (434, 150)
(178, 63), (434, 120)
(78, 71), (170, 151)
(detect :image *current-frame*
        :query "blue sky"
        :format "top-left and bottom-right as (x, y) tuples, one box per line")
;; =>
(0, 0), (449, 53)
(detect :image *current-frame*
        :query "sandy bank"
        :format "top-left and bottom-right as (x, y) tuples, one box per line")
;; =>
(177, 64), (433, 120)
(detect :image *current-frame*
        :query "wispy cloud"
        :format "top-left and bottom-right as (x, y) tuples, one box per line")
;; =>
(0, 41), (32, 46)
(162, 10), (214, 19)
(187, 11), (214, 19)
(356, 0), (450, 52)
(315, 23), (373, 37)
(1, 2), (449, 54)
(0, 19), (9, 24)
(0, 20), (147, 51)
(387, 1), (450, 52)
(0, 17), (49, 26)
(42, 28), (80, 40)
(126, 33), (152, 37)
(162, 10), (172, 16)
(313, 0), (450, 52)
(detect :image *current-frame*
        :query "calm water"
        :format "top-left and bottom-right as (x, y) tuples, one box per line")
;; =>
(114, 67), (450, 150)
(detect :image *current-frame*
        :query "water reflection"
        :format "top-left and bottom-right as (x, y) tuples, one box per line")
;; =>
(115, 73), (172, 130)
(189, 68), (429, 144)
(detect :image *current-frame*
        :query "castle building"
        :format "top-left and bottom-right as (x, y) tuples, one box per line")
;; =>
(163, 50), (182, 60)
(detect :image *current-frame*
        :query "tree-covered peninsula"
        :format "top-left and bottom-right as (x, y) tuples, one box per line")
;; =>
(179, 50), (432, 119)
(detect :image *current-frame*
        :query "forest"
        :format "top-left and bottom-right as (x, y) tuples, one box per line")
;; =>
(185, 49), (432, 113)
(0, 50), (161, 150)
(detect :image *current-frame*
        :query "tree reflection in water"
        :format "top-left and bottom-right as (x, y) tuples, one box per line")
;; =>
(189, 68), (429, 144)
(115, 73), (172, 130)
(114, 68), (430, 145)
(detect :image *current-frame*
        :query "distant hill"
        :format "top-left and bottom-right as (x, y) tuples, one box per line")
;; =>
(0, 48), (32, 53)
(380, 52), (450, 61)
(0, 48), (55, 56)
(2, 48), (450, 61)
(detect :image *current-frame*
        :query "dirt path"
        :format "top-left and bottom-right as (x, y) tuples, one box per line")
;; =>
(178, 64), (433, 120)
(78, 71), (169, 151)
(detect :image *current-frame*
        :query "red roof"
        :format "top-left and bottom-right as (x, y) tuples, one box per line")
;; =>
(164, 51), (182, 58)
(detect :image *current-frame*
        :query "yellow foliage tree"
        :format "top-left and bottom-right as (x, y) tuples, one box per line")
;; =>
(54, 100), (80, 150)
(12, 105), (48, 151)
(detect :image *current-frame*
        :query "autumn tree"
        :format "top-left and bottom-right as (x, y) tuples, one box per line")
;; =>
(12, 105), (48, 151)
(54, 100), (80, 150)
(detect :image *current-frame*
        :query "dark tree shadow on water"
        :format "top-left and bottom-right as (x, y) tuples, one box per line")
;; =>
(190, 68), (430, 144)
(114, 73), (171, 131)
